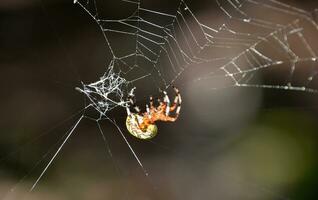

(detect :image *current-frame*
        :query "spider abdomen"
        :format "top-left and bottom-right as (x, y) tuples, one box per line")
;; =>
(126, 114), (158, 140)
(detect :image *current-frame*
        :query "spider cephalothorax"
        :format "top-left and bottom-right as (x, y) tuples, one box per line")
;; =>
(126, 87), (182, 139)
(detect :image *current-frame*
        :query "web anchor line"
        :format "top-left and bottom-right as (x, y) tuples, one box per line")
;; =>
(30, 115), (84, 191)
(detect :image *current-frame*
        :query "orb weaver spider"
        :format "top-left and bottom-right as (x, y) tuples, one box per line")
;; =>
(125, 86), (182, 139)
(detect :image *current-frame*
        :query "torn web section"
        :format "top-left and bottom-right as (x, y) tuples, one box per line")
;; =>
(76, 61), (129, 119)
(73, 0), (140, 118)
(195, 0), (318, 92)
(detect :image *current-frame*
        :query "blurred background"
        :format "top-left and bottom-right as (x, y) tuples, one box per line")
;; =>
(0, 0), (318, 199)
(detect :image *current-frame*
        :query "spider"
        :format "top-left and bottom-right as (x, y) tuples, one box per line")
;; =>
(125, 86), (182, 139)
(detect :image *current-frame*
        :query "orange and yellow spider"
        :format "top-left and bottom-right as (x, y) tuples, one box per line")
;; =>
(126, 86), (182, 139)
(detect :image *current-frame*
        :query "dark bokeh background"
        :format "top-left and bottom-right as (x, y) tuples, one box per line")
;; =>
(1, 0), (318, 199)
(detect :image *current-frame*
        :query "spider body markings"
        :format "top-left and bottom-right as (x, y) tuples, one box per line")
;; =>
(126, 87), (182, 139)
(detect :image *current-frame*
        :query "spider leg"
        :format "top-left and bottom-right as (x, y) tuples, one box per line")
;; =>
(146, 104), (150, 114)
(169, 86), (181, 120)
(127, 88), (141, 114)
(162, 116), (177, 122)
(131, 99), (141, 114)
(174, 86), (182, 118)
(148, 96), (154, 117)
(126, 97), (133, 116)
(163, 90), (171, 116)
(169, 90), (177, 111)
(154, 97), (164, 117)
(149, 96), (154, 109)
(170, 86), (181, 111)
(157, 97), (163, 107)
(146, 104), (151, 120)
(133, 104), (141, 113)
(126, 106), (131, 116)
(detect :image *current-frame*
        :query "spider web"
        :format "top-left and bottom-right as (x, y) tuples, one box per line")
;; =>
(69, 0), (318, 130)
(72, 0), (318, 198)
(74, 0), (318, 114)
(2, 0), (318, 199)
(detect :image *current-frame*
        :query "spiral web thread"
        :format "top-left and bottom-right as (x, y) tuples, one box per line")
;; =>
(74, 0), (318, 119)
